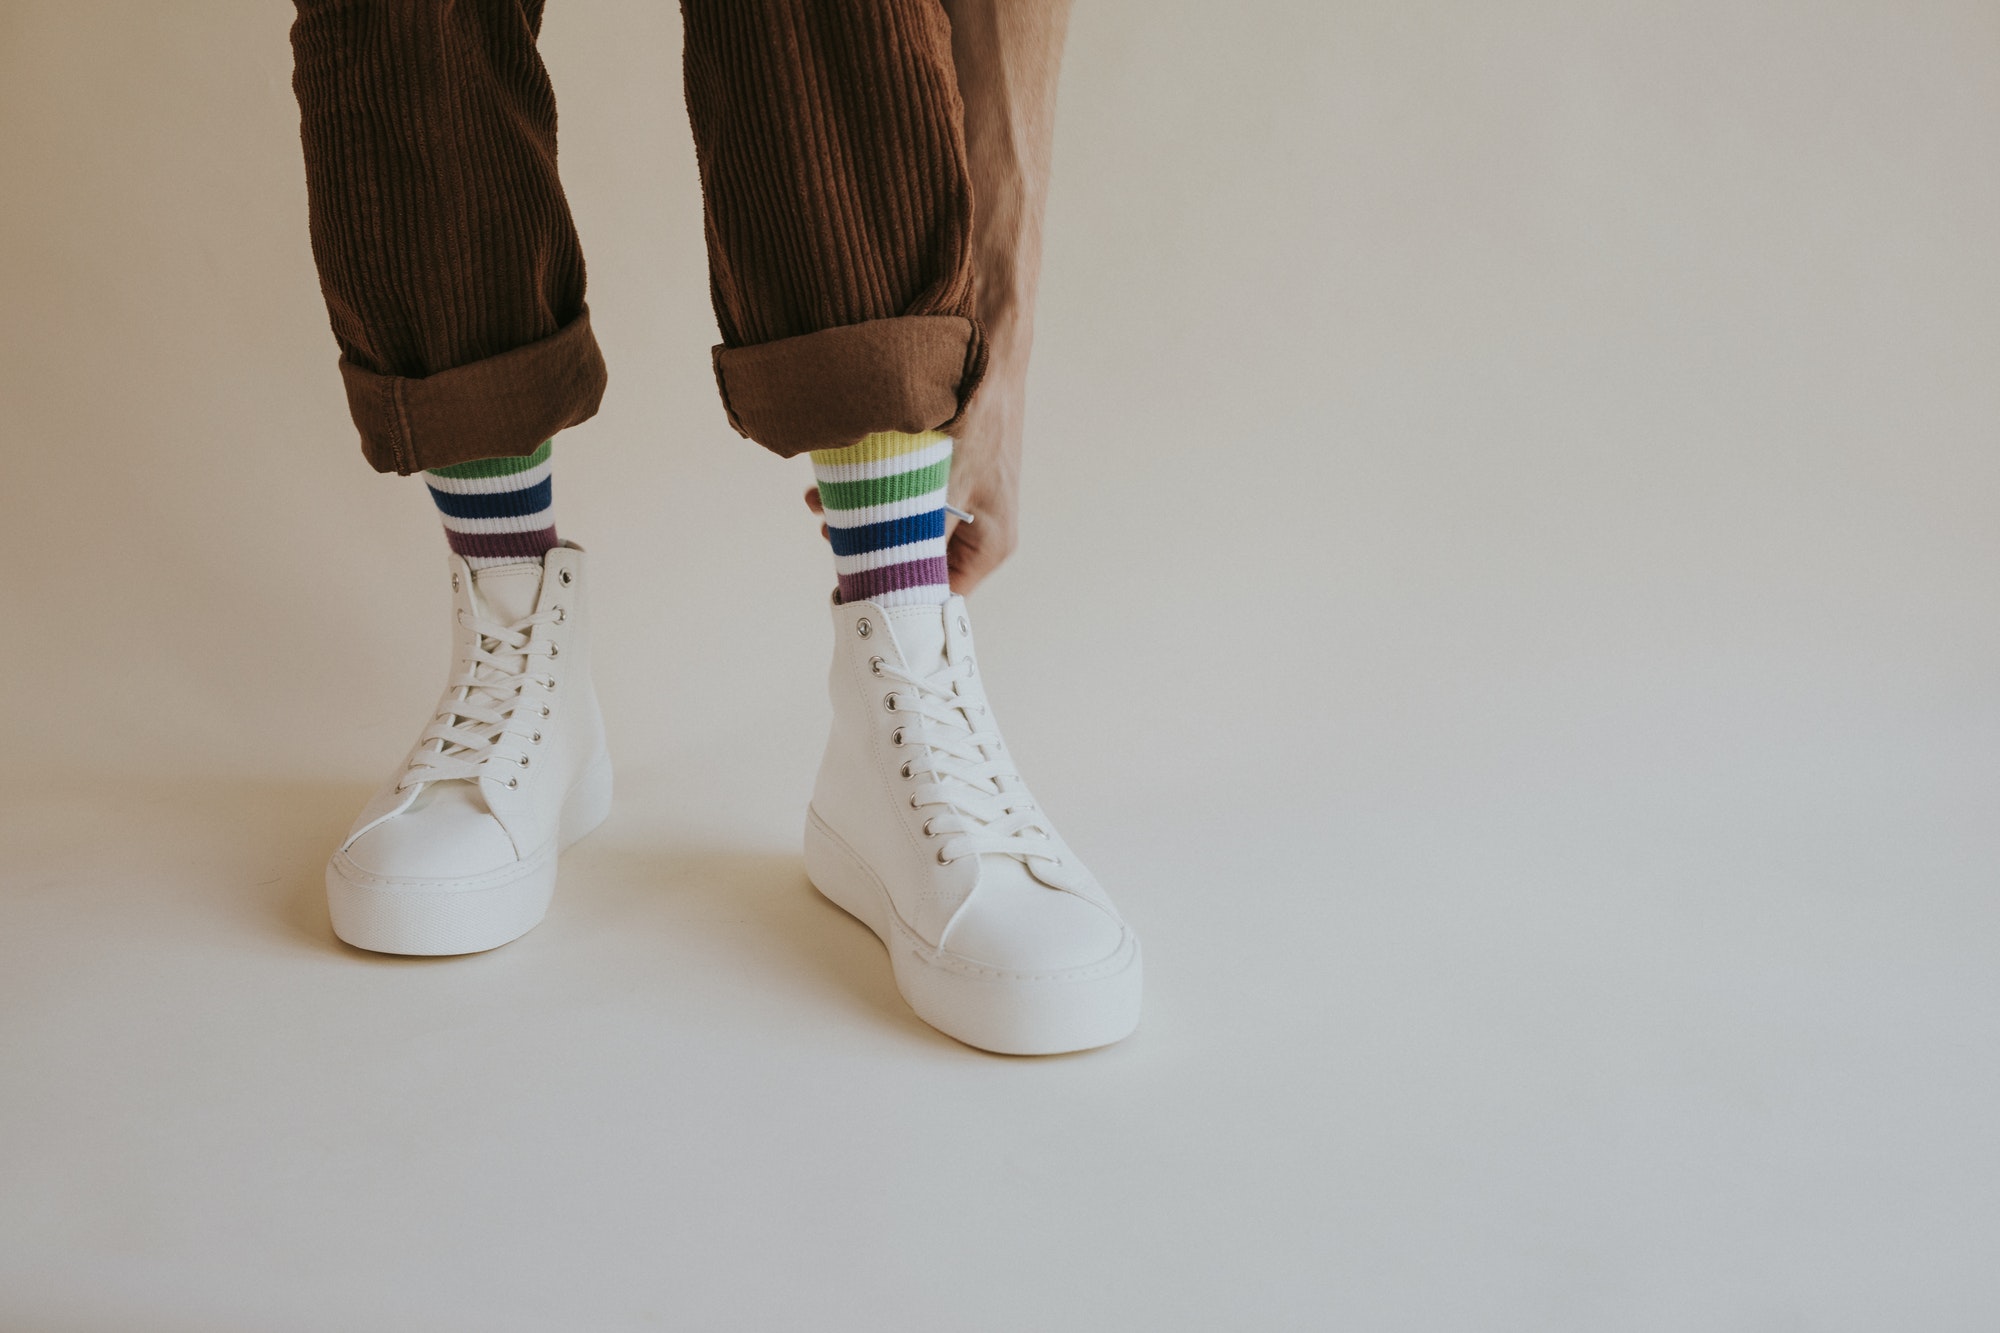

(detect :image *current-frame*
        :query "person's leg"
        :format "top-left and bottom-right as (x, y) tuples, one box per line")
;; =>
(425, 441), (560, 569)
(683, 0), (974, 601)
(681, 0), (1140, 1054)
(292, 0), (610, 955)
(757, 0), (1073, 597)
(810, 430), (954, 607)
(291, 0), (605, 475)
(679, 0), (985, 457)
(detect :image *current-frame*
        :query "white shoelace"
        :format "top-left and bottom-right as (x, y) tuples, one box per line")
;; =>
(399, 606), (562, 791)
(876, 653), (1061, 868)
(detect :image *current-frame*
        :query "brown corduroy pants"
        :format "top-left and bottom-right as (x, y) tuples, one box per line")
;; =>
(289, 0), (1068, 475)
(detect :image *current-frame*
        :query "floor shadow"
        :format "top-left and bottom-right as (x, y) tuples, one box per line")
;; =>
(570, 837), (969, 1052)
(2, 772), (996, 1049)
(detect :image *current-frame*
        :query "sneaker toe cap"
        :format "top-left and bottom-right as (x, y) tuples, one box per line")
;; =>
(942, 868), (1129, 974)
(340, 785), (519, 882)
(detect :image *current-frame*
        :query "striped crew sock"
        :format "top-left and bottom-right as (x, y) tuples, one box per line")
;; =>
(423, 440), (559, 569)
(811, 430), (953, 607)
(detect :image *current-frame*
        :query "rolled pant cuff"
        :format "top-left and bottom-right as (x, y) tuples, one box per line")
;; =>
(339, 307), (609, 475)
(712, 315), (988, 458)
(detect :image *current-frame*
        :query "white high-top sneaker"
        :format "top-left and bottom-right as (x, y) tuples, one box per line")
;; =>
(326, 542), (612, 955)
(804, 594), (1142, 1054)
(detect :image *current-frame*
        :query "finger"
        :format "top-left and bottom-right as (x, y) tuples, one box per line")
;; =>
(947, 528), (990, 595)
(804, 486), (824, 514)
(948, 559), (985, 595)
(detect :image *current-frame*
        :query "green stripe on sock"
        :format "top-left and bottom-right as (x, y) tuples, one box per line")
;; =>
(426, 439), (553, 480)
(816, 458), (951, 512)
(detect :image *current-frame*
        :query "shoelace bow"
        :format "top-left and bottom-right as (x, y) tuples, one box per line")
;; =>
(399, 606), (562, 790)
(878, 654), (1061, 868)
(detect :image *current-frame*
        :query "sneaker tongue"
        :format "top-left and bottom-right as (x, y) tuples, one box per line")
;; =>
(884, 601), (950, 673)
(469, 561), (543, 625)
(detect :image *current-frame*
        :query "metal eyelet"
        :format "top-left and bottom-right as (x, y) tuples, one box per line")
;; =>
(547, 643), (560, 659)
(890, 727), (904, 747)
(856, 618), (872, 638)
(518, 755), (530, 768)
(909, 794), (922, 809)
(451, 573), (461, 592)
(964, 656), (974, 673)
(538, 704), (551, 718)
(531, 731), (543, 744)
(922, 818), (938, 837)
(958, 616), (969, 634)
(883, 694), (898, 712)
(544, 678), (557, 692)
(553, 606), (566, 624)
(869, 656), (885, 676)
(506, 777), (519, 789)
(557, 568), (573, 586)
(899, 762), (912, 779)
(936, 848), (953, 865)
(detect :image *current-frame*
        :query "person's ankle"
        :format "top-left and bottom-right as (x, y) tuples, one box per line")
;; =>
(810, 430), (953, 607)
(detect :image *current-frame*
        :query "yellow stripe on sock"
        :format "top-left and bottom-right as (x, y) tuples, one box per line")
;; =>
(809, 429), (948, 467)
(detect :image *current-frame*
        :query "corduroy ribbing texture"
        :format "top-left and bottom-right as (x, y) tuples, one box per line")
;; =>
(291, 0), (606, 475)
(682, 0), (987, 456)
(291, 0), (998, 470)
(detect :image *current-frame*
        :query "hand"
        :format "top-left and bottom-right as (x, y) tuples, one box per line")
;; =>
(938, 409), (1020, 595)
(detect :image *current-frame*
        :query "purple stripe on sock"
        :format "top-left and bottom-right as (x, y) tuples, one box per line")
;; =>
(838, 556), (950, 603)
(446, 526), (559, 561)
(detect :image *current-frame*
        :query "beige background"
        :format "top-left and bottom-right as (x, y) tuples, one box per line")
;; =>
(4, 1), (1998, 1328)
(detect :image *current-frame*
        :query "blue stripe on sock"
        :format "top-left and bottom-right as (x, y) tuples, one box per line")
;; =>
(825, 508), (947, 558)
(426, 476), (553, 520)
